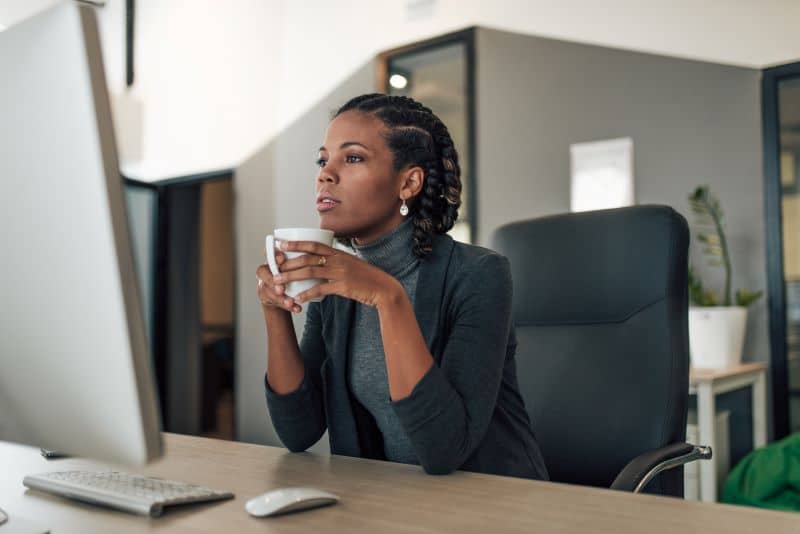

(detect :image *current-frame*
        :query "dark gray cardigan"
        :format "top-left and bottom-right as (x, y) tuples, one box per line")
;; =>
(265, 232), (549, 480)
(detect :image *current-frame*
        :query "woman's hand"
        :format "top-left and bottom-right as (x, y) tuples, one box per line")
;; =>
(255, 249), (303, 313)
(274, 240), (401, 308)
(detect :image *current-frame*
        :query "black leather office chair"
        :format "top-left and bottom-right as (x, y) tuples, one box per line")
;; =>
(491, 205), (711, 497)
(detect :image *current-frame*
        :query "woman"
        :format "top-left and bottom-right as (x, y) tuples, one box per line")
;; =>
(255, 94), (548, 480)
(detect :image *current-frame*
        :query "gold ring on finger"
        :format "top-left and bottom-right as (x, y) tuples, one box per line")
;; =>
(318, 256), (327, 267)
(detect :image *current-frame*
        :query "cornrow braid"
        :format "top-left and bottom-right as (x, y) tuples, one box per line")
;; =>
(333, 94), (462, 259)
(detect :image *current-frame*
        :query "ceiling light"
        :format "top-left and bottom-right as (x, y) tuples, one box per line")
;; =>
(389, 74), (408, 90)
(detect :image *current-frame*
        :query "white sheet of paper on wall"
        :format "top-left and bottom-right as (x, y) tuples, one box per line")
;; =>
(570, 137), (634, 213)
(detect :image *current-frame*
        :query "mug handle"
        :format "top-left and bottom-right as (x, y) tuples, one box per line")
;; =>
(265, 235), (279, 276)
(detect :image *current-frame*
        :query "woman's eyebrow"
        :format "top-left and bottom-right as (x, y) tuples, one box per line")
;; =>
(318, 141), (369, 152)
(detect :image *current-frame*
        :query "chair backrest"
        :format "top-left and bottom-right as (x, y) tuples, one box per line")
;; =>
(491, 205), (689, 494)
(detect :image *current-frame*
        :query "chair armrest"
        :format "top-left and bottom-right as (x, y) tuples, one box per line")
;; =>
(610, 442), (712, 493)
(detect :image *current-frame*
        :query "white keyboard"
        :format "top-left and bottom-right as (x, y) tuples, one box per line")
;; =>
(23, 471), (234, 517)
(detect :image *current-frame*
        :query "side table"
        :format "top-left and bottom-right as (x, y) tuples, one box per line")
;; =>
(689, 362), (768, 502)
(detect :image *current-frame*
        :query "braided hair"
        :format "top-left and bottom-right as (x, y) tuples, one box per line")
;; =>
(333, 93), (462, 259)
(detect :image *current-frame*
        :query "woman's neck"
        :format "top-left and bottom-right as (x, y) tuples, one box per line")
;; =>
(351, 217), (417, 276)
(352, 213), (409, 247)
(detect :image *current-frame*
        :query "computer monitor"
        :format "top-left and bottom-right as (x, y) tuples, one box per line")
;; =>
(0, 1), (162, 466)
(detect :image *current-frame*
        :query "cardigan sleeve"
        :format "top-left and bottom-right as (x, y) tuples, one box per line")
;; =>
(264, 300), (327, 452)
(391, 253), (515, 474)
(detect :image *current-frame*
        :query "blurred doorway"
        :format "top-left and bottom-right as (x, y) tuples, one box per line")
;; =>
(764, 62), (800, 439)
(124, 170), (236, 440)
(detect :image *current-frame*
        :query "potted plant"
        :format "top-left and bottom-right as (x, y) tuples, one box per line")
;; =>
(687, 186), (763, 369)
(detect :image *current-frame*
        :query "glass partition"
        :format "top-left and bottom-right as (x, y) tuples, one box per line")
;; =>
(381, 31), (476, 244)
(777, 76), (800, 434)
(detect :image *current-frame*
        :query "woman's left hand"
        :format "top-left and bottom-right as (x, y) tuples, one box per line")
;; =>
(274, 240), (400, 308)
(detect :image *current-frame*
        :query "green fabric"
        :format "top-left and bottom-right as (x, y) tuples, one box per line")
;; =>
(722, 433), (800, 511)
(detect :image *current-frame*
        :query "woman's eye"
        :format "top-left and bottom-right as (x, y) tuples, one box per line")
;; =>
(316, 155), (361, 166)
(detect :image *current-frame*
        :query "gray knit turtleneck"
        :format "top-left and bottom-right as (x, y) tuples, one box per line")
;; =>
(349, 218), (419, 464)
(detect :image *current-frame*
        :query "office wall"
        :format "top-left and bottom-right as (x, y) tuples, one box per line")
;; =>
(90, 0), (282, 181)
(475, 28), (767, 450)
(274, 1), (798, 144)
(8, 1), (793, 184)
(115, 0), (794, 182)
(123, 0), (796, 180)
(234, 61), (375, 449)
(130, 0), (282, 179)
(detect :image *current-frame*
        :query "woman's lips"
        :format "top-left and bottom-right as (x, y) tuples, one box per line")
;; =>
(316, 200), (339, 212)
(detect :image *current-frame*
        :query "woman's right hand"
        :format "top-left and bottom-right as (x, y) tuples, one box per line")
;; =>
(256, 250), (302, 313)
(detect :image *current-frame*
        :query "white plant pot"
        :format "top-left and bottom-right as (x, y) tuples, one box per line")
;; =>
(688, 306), (747, 369)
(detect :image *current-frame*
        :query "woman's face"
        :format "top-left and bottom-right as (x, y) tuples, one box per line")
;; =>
(315, 110), (410, 245)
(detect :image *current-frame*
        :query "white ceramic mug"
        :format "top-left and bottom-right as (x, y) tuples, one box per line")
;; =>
(265, 228), (335, 302)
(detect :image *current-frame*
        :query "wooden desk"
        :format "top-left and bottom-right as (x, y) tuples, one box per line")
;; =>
(1, 433), (797, 533)
(689, 362), (768, 502)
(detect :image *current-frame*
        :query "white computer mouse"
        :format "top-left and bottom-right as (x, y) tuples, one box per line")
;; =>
(245, 487), (340, 518)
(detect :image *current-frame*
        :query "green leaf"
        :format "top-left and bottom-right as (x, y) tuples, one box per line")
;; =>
(688, 266), (719, 306)
(690, 186), (710, 203)
(689, 184), (733, 304)
(735, 289), (764, 307)
(702, 291), (719, 306)
(698, 234), (720, 244)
